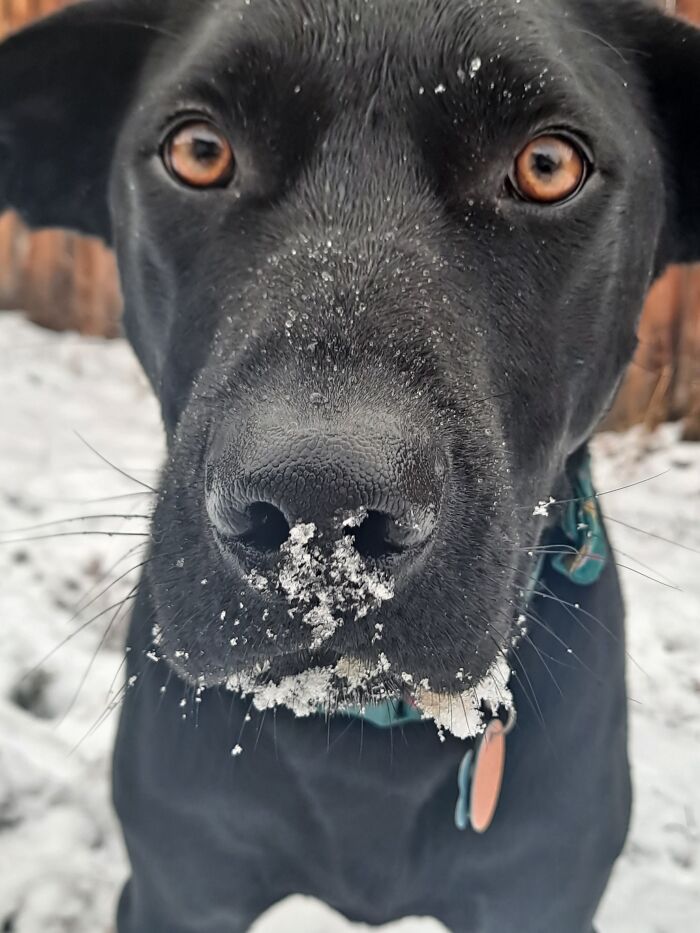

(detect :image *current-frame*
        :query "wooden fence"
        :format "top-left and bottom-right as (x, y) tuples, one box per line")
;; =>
(600, 0), (700, 438)
(0, 0), (699, 434)
(0, 0), (122, 335)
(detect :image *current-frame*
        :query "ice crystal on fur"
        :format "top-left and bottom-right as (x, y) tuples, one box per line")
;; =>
(275, 522), (394, 649)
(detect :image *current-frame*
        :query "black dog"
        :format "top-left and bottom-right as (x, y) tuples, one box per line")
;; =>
(2, 1), (699, 930)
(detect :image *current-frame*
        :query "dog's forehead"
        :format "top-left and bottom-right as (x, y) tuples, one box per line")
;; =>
(199, 0), (568, 45)
(166, 0), (614, 95)
(215, 0), (538, 48)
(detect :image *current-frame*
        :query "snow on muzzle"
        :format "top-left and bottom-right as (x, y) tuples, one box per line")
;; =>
(244, 519), (395, 650)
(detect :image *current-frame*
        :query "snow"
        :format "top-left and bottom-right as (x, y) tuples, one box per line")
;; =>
(416, 654), (512, 741)
(227, 648), (511, 742)
(232, 515), (508, 739)
(0, 313), (698, 932)
(275, 519), (395, 648)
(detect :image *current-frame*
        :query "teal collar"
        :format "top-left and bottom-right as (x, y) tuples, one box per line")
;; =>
(345, 697), (423, 729)
(551, 453), (608, 586)
(333, 455), (608, 828)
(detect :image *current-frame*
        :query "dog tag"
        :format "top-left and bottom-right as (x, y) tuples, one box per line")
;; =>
(455, 719), (506, 833)
(470, 719), (506, 833)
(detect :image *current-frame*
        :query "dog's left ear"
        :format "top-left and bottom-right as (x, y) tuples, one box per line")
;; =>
(0, 0), (167, 242)
(620, 4), (700, 266)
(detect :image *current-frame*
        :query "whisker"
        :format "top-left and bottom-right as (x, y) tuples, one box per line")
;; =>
(485, 621), (562, 758)
(100, 16), (185, 42)
(74, 431), (157, 492)
(603, 513), (700, 555)
(106, 654), (128, 702)
(231, 695), (258, 755)
(1, 514), (152, 535)
(154, 666), (175, 712)
(69, 678), (131, 755)
(534, 578), (648, 678)
(597, 544), (679, 588)
(518, 545), (681, 591)
(70, 541), (147, 616)
(57, 584), (141, 723)
(326, 693), (333, 753)
(388, 704), (394, 768)
(0, 530), (149, 544)
(496, 556), (646, 677)
(520, 628), (564, 699)
(40, 490), (156, 506)
(254, 707), (269, 751)
(520, 606), (602, 684)
(19, 594), (138, 681)
(514, 469), (670, 513)
(498, 548), (632, 644)
(68, 555), (151, 625)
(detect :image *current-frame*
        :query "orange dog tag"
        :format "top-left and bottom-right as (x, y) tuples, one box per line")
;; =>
(469, 719), (506, 833)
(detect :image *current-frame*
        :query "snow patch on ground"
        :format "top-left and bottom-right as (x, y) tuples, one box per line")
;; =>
(0, 315), (698, 932)
(593, 426), (700, 933)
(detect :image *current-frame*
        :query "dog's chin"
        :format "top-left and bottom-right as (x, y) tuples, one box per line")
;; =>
(159, 638), (513, 743)
(153, 591), (519, 700)
(155, 633), (336, 686)
(163, 645), (383, 695)
(232, 652), (404, 705)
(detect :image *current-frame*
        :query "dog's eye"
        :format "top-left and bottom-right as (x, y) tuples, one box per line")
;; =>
(163, 121), (235, 189)
(510, 135), (588, 204)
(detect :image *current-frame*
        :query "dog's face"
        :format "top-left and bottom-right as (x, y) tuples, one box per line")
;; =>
(2, 0), (700, 703)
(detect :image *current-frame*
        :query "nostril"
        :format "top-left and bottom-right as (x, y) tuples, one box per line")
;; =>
(352, 512), (399, 560)
(351, 509), (434, 560)
(237, 502), (290, 552)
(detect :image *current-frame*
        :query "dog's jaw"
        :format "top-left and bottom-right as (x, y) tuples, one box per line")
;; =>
(224, 650), (514, 741)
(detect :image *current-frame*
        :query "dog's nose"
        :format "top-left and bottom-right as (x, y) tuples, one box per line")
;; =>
(206, 426), (445, 561)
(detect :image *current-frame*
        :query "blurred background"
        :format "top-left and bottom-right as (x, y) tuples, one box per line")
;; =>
(1, 0), (699, 439)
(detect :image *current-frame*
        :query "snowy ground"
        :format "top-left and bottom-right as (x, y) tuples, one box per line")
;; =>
(0, 312), (698, 933)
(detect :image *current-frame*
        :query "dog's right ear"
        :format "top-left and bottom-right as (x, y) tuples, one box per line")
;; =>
(614, 2), (700, 267)
(0, 0), (168, 242)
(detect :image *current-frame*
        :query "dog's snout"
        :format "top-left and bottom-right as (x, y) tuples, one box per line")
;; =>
(206, 422), (444, 563)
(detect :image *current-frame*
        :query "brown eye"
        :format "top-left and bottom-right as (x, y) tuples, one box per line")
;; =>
(163, 121), (235, 189)
(511, 134), (588, 204)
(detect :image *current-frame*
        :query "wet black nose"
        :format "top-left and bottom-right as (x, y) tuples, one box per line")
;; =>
(206, 425), (445, 561)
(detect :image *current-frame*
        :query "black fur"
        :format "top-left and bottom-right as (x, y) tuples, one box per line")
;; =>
(2, 1), (699, 930)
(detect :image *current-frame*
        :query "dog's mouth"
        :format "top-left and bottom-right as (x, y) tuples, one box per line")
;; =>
(225, 648), (514, 741)
(250, 646), (344, 681)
